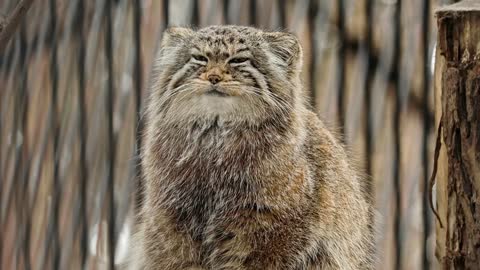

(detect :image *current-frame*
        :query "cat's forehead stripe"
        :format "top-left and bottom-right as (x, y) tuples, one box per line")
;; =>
(198, 35), (247, 45)
(193, 28), (255, 58)
(198, 26), (257, 41)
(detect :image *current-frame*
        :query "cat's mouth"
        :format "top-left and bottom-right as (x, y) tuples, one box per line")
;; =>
(205, 86), (229, 97)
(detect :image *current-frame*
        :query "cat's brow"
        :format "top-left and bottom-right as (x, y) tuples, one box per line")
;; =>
(235, 47), (249, 54)
(192, 45), (202, 51)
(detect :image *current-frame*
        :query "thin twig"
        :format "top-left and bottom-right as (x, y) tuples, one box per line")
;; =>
(430, 117), (444, 229)
(0, 0), (35, 52)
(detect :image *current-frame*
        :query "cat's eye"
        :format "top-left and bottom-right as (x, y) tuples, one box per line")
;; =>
(192, 54), (208, 62)
(229, 57), (249, 64)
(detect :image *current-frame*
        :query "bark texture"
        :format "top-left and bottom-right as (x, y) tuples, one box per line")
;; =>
(435, 1), (480, 269)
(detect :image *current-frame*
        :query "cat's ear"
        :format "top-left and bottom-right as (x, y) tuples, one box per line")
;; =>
(263, 32), (303, 73)
(161, 26), (195, 48)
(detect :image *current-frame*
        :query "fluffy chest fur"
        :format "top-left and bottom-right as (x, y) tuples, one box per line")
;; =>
(142, 118), (312, 241)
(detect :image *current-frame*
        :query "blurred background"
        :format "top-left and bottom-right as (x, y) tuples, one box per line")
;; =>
(0, 0), (459, 269)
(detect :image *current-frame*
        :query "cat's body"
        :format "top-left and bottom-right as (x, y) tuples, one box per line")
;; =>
(132, 26), (374, 269)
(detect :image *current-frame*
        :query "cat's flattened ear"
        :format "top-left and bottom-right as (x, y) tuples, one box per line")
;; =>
(263, 32), (303, 72)
(160, 26), (195, 47)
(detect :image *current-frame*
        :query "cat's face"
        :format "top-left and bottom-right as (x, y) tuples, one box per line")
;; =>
(149, 25), (303, 126)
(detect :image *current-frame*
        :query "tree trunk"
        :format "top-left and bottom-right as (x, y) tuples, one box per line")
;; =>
(434, 1), (480, 269)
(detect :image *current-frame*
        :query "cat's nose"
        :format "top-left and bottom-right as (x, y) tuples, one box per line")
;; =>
(205, 67), (225, 84)
(207, 74), (223, 84)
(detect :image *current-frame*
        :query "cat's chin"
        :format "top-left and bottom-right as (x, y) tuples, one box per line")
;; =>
(190, 94), (240, 114)
(163, 95), (263, 126)
(203, 86), (231, 97)
(164, 95), (239, 119)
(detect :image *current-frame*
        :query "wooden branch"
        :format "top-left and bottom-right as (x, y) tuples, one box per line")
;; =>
(435, 1), (480, 268)
(0, 0), (35, 52)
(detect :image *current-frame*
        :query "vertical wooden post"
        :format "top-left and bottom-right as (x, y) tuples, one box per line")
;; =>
(435, 1), (480, 269)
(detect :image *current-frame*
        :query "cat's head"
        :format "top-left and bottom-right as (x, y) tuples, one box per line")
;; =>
(147, 25), (303, 127)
